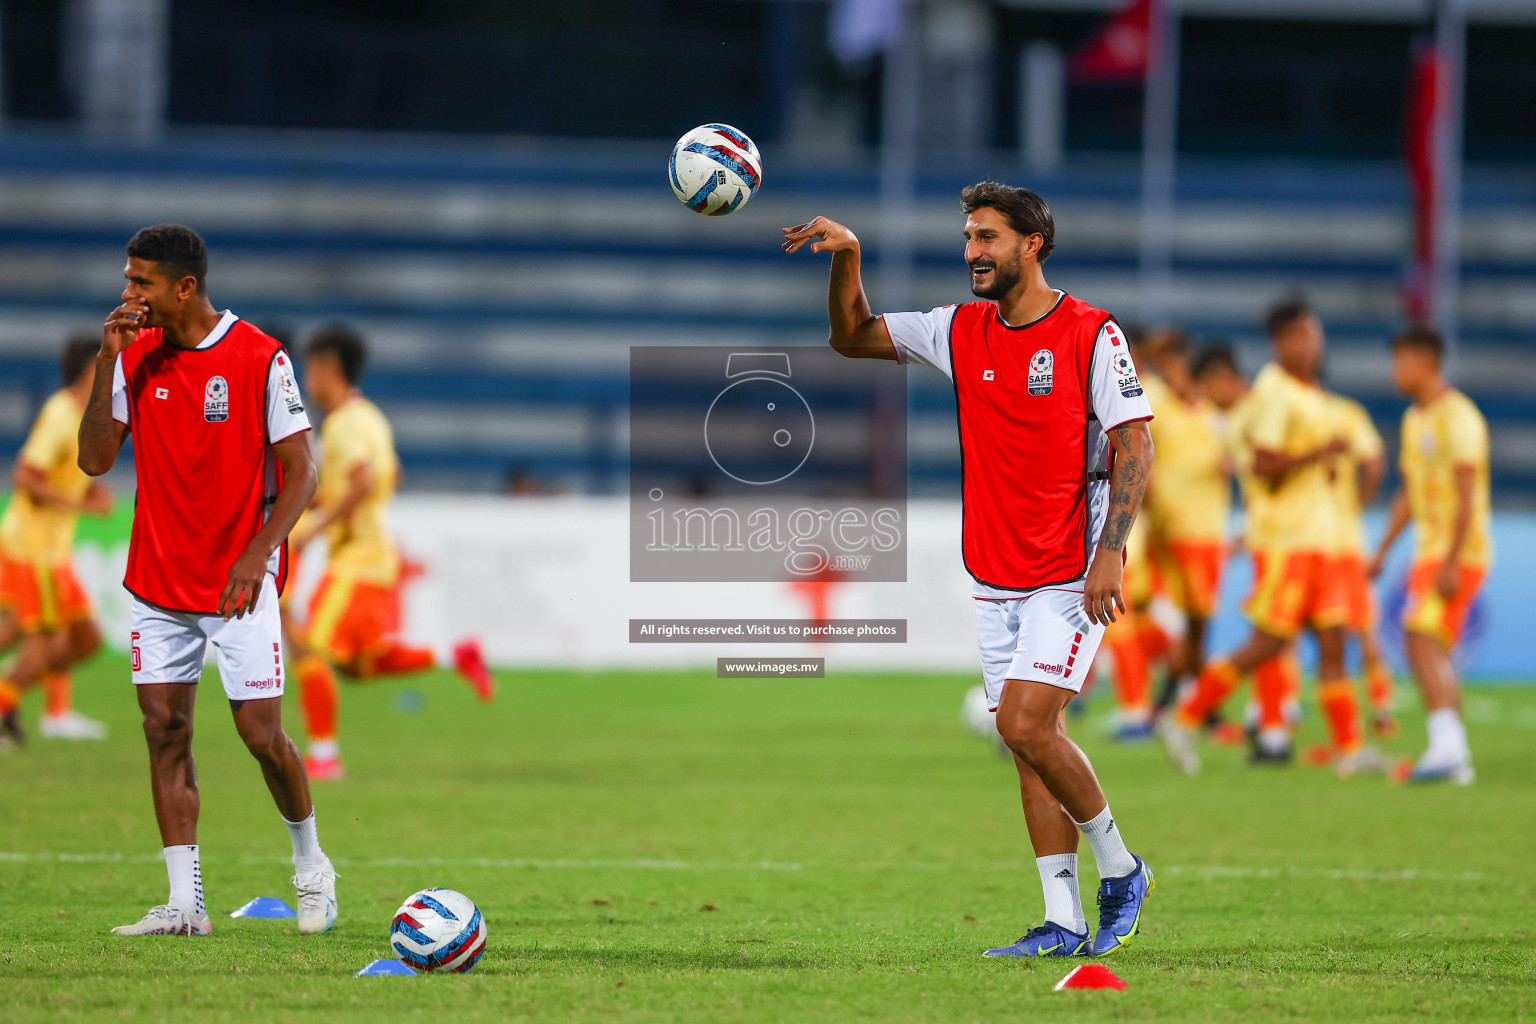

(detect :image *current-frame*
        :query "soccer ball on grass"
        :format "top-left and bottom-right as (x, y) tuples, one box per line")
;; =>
(389, 887), (487, 973)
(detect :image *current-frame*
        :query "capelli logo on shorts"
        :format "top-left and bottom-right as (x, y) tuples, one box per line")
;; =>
(244, 677), (280, 690)
(1032, 661), (1064, 675)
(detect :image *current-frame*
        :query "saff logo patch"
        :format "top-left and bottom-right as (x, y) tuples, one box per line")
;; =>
(1113, 351), (1144, 398)
(204, 376), (229, 422)
(1028, 349), (1053, 396)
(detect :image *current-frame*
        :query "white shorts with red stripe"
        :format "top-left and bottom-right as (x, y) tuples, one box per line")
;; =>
(129, 572), (286, 700)
(973, 587), (1105, 708)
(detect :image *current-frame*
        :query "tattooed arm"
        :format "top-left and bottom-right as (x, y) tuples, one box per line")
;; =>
(1083, 419), (1154, 625)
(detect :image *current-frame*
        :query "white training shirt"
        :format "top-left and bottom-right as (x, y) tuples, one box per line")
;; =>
(883, 293), (1155, 599)
(111, 310), (311, 443)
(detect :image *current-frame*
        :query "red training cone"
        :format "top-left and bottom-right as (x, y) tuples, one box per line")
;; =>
(1053, 964), (1127, 991)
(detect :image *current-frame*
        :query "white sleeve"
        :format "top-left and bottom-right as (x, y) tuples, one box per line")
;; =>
(882, 305), (957, 380)
(1088, 320), (1154, 429)
(111, 354), (129, 424)
(265, 352), (312, 442)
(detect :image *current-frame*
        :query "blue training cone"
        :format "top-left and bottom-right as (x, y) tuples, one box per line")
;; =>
(230, 897), (297, 919)
(356, 959), (417, 977)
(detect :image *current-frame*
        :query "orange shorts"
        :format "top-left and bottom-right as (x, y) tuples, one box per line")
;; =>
(0, 556), (92, 633)
(1162, 539), (1223, 619)
(1329, 553), (1376, 634)
(305, 573), (396, 664)
(1244, 548), (1349, 639)
(1403, 560), (1485, 648)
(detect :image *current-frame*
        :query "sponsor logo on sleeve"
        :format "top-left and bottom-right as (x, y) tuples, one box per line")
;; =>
(1112, 351), (1143, 398)
(982, 369), (995, 381)
(277, 365), (304, 414)
(1028, 349), (1054, 396)
(204, 376), (229, 422)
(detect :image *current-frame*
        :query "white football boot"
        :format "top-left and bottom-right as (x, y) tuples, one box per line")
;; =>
(1156, 715), (1201, 776)
(294, 858), (338, 935)
(40, 710), (109, 740)
(110, 904), (211, 936)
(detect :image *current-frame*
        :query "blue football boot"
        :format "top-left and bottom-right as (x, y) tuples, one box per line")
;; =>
(983, 921), (1091, 958)
(1091, 855), (1154, 956)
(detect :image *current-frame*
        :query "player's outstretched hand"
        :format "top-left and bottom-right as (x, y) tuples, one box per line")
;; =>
(781, 216), (859, 255)
(219, 546), (269, 620)
(102, 301), (149, 358)
(1083, 551), (1126, 626)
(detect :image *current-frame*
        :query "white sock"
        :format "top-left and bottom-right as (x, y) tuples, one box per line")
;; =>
(164, 845), (205, 918)
(1036, 854), (1087, 935)
(1075, 805), (1137, 880)
(307, 738), (339, 761)
(1426, 708), (1469, 761)
(284, 811), (326, 871)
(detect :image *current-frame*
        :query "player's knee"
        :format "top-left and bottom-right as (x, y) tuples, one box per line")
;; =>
(73, 622), (103, 662)
(997, 710), (1058, 763)
(141, 706), (192, 755)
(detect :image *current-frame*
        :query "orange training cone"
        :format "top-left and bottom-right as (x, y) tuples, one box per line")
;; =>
(1054, 964), (1128, 991)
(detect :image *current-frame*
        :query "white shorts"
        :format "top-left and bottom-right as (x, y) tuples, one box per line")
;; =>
(974, 588), (1106, 709)
(130, 574), (286, 700)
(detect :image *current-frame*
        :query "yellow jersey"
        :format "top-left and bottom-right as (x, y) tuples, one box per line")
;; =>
(0, 390), (91, 562)
(1244, 364), (1339, 551)
(1325, 394), (1383, 556)
(1146, 386), (1229, 542)
(1223, 364), (1283, 550)
(317, 394), (401, 586)
(1400, 388), (1492, 569)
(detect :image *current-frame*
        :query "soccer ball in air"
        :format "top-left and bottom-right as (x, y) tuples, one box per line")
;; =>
(389, 888), (487, 973)
(669, 124), (762, 215)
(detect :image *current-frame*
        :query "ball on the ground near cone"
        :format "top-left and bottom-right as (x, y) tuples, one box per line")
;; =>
(1054, 964), (1127, 991)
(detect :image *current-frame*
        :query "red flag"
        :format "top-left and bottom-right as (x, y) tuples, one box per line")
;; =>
(1404, 43), (1441, 325)
(1069, 0), (1151, 83)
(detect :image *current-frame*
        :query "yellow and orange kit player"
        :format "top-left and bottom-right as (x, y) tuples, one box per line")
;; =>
(1143, 332), (1229, 695)
(1370, 326), (1492, 785)
(1190, 350), (1302, 760)
(1102, 345), (1170, 741)
(293, 327), (494, 780)
(1160, 300), (1380, 776)
(0, 337), (113, 746)
(1323, 391), (1394, 736)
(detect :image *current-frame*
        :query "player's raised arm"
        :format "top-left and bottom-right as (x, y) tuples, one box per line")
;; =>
(781, 216), (897, 360)
(77, 303), (140, 475)
(1084, 419), (1155, 625)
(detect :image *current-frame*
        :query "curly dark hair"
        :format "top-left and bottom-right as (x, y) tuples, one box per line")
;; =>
(959, 181), (1055, 262)
(126, 224), (208, 292)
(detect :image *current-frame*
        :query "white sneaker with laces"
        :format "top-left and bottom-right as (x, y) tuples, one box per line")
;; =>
(40, 711), (109, 740)
(294, 859), (338, 935)
(110, 904), (211, 936)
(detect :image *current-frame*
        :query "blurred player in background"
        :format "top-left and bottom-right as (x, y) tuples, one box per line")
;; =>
(1370, 326), (1491, 785)
(291, 326), (494, 781)
(1190, 345), (1303, 761)
(1323, 389), (1394, 739)
(1162, 301), (1380, 775)
(1142, 331), (1230, 720)
(1099, 328), (1167, 741)
(0, 336), (113, 746)
(786, 182), (1157, 960)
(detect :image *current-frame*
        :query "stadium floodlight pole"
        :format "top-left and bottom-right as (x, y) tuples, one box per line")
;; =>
(878, 0), (919, 313)
(1433, 0), (1466, 379)
(1137, 0), (1181, 327)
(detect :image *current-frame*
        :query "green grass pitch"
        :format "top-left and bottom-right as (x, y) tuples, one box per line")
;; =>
(2, 656), (1533, 1022)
